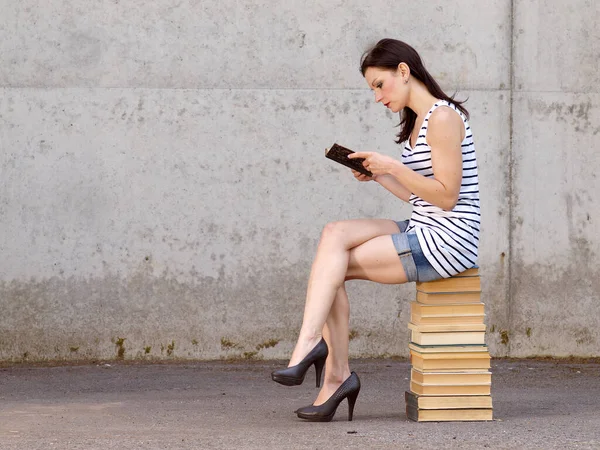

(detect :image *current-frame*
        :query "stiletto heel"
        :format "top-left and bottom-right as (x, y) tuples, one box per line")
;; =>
(314, 357), (326, 388)
(347, 389), (359, 421)
(271, 338), (328, 387)
(295, 372), (361, 422)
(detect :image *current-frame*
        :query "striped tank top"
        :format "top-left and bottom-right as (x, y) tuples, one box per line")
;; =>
(403, 100), (480, 278)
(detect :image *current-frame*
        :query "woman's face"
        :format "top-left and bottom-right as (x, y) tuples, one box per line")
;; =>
(364, 66), (407, 113)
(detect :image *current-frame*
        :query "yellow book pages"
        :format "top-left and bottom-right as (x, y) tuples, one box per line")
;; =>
(410, 380), (491, 396)
(406, 405), (493, 422)
(416, 290), (482, 305)
(409, 329), (486, 346)
(409, 342), (489, 353)
(411, 302), (485, 316)
(413, 367), (492, 373)
(409, 349), (491, 361)
(455, 268), (479, 277)
(411, 368), (492, 385)
(411, 313), (486, 325)
(411, 353), (491, 371)
(408, 322), (487, 333)
(405, 391), (493, 409)
(417, 276), (481, 293)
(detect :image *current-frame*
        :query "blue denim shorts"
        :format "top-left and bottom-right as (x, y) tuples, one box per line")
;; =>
(391, 220), (443, 283)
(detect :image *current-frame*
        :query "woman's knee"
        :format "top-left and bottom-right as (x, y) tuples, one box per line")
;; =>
(319, 221), (347, 246)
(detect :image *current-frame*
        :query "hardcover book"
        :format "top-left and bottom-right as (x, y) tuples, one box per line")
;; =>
(410, 380), (491, 396)
(416, 290), (482, 305)
(325, 143), (373, 177)
(411, 368), (492, 385)
(405, 391), (493, 409)
(406, 404), (493, 422)
(416, 276), (481, 294)
(408, 324), (486, 345)
(408, 322), (487, 333)
(410, 350), (491, 371)
(410, 302), (485, 325)
(408, 342), (489, 353)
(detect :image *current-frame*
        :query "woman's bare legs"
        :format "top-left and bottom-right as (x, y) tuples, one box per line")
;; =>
(288, 219), (409, 400)
(316, 286), (351, 405)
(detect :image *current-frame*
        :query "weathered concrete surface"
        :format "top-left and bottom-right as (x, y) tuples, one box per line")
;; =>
(513, 0), (600, 93)
(1, 0), (598, 361)
(0, 87), (509, 361)
(0, 1), (510, 89)
(1, 359), (600, 449)
(510, 0), (600, 357)
(510, 93), (600, 357)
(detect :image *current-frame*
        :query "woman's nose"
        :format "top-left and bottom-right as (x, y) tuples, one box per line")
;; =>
(375, 92), (383, 103)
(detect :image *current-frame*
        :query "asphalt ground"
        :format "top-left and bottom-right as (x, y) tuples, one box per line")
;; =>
(1, 358), (599, 449)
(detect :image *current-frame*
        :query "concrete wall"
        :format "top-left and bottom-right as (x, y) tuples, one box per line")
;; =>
(0, 0), (597, 362)
(509, 0), (600, 357)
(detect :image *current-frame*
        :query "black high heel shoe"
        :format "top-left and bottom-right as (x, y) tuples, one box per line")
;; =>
(271, 338), (328, 388)
(295, 372), (361, 422)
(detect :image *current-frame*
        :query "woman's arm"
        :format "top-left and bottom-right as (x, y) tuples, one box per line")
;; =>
(351, 170), (411, 202)
(391, 108), (464, 210)
(351, 108), (464, 211)
(374, 174), (412, 202)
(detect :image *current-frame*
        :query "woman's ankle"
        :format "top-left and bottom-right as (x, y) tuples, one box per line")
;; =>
(324, 368), (351, 385)
(288, 334), (323, 366)
(297, 332), (323, 347)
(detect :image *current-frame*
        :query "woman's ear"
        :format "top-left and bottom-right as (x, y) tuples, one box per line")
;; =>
(397, 62), (410, 82)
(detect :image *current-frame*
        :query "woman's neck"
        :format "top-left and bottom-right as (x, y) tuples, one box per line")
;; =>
(407, 79), (439, 117)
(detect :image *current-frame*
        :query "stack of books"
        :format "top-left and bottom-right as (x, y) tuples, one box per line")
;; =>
(405, 268), (493, 422)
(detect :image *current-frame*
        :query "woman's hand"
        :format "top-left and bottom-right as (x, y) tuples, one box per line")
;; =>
(351, 169), (376, 182)
(348, 152), (398, 177)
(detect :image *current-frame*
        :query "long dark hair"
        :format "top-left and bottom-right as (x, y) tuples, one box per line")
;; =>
(360, 39), (469, 145)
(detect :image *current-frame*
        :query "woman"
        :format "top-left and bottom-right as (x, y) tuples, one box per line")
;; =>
(272, 38), (480, 422)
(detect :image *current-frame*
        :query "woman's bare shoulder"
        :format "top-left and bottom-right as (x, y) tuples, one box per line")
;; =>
(427, 106), (465, 143)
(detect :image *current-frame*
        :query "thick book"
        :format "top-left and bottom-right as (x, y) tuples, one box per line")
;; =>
(325, 143), (373, 177)
(417, 275), (481, 294)
(410, 302), (485, 323)
(416, 290), (482, 305)
(411, 302), (485, 316)
(409, 330), (487, 346)
(408, 322), (487, 333)
(453, 268), (479, 277)
(405, 391), (493, 410)
(409, 342), (489, 353)
(411, 313), (485, 325)
(410, 380), (491, 396)
(410, 350), (491, 371)
(408, 323), (486, 346)
(411, 368), (492, 385)
(406, 404), (493, 422)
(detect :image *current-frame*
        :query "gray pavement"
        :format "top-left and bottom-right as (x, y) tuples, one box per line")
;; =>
(1, 359), (599, 449)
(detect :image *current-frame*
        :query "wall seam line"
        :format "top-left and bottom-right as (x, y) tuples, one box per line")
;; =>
(507, 0), (516, 357)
